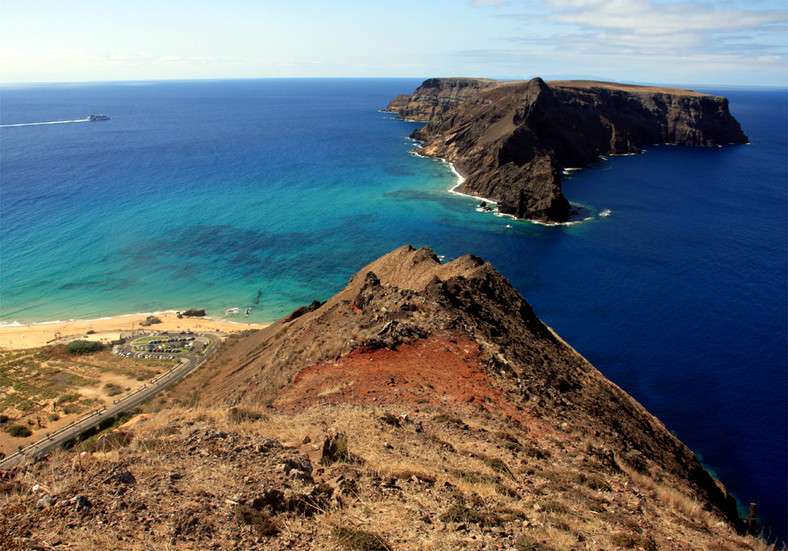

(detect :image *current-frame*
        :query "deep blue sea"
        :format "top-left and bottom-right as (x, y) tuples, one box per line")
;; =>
(1, 79), (785, 540)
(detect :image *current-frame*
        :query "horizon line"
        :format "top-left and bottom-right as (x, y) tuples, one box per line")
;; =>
(2, 76), (786, 91)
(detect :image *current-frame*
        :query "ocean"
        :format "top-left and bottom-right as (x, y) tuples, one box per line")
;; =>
(1, 79), (785, 540)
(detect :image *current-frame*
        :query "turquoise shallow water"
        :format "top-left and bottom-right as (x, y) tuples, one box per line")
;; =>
(1, 80), (785, 540)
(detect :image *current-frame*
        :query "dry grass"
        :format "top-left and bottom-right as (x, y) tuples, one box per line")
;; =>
(3, 403), (779, 551)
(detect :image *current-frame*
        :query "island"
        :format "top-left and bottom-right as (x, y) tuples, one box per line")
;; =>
(386, 77), (749, 223)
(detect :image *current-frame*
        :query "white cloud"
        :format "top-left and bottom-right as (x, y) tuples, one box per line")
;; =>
(542, 0), (786, 44)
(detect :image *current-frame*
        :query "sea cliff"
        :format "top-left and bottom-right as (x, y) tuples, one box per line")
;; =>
(386, 78), (749, 222)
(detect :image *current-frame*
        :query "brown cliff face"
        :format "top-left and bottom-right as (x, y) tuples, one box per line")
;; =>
(383, 77), (499, 120)
(188, 245), (744, 533)
(386, 78), (749, 223)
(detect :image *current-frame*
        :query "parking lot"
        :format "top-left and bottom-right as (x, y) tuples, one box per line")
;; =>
(113, 332), (212, 361)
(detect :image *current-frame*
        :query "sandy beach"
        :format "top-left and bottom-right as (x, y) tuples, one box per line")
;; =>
(0, 311), (268, 350)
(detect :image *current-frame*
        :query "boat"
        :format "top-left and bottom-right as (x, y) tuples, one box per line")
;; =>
(88, 114), (110, 121)
(225, 307), (240, 316)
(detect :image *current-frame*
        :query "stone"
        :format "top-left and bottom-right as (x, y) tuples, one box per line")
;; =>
(74, 495), (92, 512)
(110, 470), (136, 484)
(36, 495), (54, 508)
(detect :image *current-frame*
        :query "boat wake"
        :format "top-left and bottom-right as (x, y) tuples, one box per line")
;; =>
(1, 115), (109, 128)
(0, 119), (90, 128)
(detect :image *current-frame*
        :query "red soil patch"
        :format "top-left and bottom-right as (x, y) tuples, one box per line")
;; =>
(275, 333), (531, 424)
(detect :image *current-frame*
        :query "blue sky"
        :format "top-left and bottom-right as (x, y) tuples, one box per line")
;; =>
(1, 0), (785, 86)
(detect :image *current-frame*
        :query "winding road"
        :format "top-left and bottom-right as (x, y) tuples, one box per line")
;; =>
(0, 332), (222, 470)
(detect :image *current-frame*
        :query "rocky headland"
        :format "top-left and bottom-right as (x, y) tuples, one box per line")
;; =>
(386, 78), (749, 223)
(2, 246), (773, 550)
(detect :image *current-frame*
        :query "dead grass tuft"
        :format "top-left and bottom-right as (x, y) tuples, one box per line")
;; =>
(234, 504), (282, 536)
(331, 525), (390, 551)
(610, 532), (657, 550)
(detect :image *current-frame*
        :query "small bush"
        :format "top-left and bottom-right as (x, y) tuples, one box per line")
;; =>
(428, 434), (456, 453)
(522, 445), (549, 459)
(495, 431), (520, 444)
(228, 408), (267, 423)
(235, 505), (281, 536)
(450, 469), (497, 485)
(104, 383), (123, 396)
(379, 412), (401, 427)
(479, 454), (516, 479)
(439, 501), (523, 528)
(67, 340), (105, 355)
(433, 414), (464, 426)
(56, 392), (80, 405)
(515, 536), (556, 551)
(0, 414), (9, 424)
(542, 500), (569, 515)
(332, 525), (390, 551)
(391, 470), (436, 485)
(584, 474), (611, 492)
(610, 533), (657, 550)
(7, 425), (32, 438)
(48, 413), (59, 422)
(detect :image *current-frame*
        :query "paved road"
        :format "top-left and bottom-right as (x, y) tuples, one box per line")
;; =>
(0, 332), (222, 470)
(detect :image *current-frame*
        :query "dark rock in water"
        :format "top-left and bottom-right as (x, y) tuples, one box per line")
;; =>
(181, 309), (206, 317)
(387, 77), (748, 223)
(747, 502), (759, 536)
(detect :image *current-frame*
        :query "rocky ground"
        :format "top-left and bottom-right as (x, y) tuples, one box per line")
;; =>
(0, 246), (779, 550)
(0, 403), (773, 551)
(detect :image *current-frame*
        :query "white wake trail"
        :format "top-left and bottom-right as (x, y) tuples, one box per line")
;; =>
(0, 118), (90, 128)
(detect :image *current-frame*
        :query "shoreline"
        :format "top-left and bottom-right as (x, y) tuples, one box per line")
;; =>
(436, 154), (597, 227)
(0, 310), (268, 350)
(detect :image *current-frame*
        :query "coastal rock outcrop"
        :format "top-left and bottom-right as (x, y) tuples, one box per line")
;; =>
(386, 78), (749, 222)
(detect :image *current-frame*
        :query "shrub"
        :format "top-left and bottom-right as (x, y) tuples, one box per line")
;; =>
(67, 340), (105, 355)
(228, 407), (267, 423)
(495, 431), (520, 444)
(0, 414), (9, 424)
(331, 525), (390, 551)
(610, 533), (657, 550)
(542, 500), (570, 515)
(104, 383), (123, 396)
(56, 393), (80, 405)
(515, 536), (556, 551)
(7, 425), (32, 438)
(379, 412), (401, 427)
(235, 505), (281, 536)
(479, 454), (516, 479)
